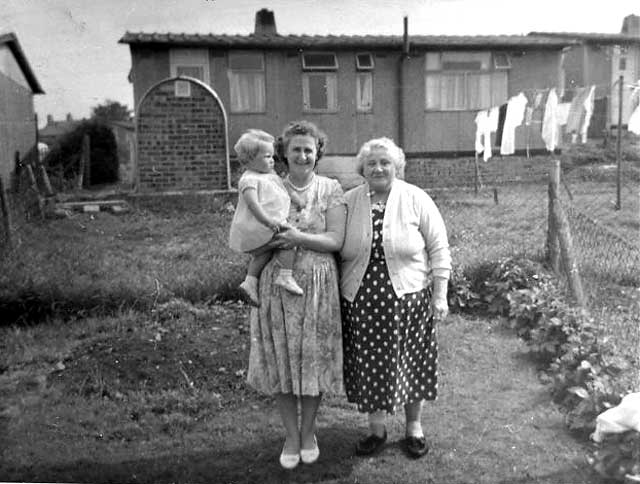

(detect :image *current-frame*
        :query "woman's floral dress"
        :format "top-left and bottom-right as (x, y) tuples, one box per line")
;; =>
(247, 175), (345, 396)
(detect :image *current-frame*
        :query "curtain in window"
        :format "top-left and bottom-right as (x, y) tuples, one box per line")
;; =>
(467, 72), (492, 109)
(357, 73), (373, 111)
(304, 74), (337, 111)
(441, 73), (465, 110)
(426, 71), (508, 111)
(229, 72), (265, 112)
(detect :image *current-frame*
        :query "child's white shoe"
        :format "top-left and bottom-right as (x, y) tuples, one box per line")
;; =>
(239, 280), (260, 307)
(274, 272), (304, 295)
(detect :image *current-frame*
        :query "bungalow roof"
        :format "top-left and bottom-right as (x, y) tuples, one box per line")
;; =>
(119, 32), (576, 50)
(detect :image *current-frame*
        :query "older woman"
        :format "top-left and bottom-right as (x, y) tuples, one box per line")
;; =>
(339, 137), (451, 459)
(246, 121), (346, 469)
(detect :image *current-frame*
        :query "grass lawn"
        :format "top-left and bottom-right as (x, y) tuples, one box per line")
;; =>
(0, 305), (603, 484)
(0, 174), (637, 483)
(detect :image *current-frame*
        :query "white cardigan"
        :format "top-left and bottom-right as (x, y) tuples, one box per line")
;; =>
(340, 179), (452, 303)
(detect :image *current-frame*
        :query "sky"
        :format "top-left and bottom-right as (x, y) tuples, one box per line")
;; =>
(1, 0), (638, 127)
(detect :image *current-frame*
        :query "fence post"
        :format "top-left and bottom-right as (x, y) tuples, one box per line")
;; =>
(549, 160), (586, 307)
(78, 134), (90, 189)
(0, 176), (12, 249)
(615, 74), (623, 210)
(547, 160), (561, 272)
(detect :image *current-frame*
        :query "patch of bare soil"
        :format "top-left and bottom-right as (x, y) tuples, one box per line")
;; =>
(49, 299), (264, 407)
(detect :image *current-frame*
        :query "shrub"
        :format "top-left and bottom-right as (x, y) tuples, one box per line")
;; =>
(44, 120), (119, 189)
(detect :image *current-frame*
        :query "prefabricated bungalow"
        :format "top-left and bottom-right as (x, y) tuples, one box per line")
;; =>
(531, 14), (640, 135)
(0, 32), (44, 189)
(120, 9), (574, 192)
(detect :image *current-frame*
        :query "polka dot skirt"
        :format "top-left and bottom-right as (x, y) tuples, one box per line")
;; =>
(341, 203), (438, 414)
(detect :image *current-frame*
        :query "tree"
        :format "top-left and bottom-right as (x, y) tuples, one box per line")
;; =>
(91, 100), (132, 123)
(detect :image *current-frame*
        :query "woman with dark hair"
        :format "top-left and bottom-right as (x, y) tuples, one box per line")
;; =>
(246, 121), (346, 469)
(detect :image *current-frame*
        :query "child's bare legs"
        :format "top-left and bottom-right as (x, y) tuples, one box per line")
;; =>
(239, 250), (271, 306)
(274, 249), (303, 295)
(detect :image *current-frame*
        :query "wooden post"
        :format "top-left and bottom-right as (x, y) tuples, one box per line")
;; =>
(493, 187), (498, 205)
(84, 134), (91, 188)
(615, 74), (623, 210)
(474, 152), (480, 195)
(547, 160), (561, 273)
(78, 134), (89, 189)
(549, 159), (586, 307)
(0, 176), (12, 249)
(13, 151), (21, 192)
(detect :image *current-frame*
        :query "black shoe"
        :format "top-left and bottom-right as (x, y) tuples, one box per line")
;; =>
(355, 431), (387, 456)
(403, 436), (429, 458)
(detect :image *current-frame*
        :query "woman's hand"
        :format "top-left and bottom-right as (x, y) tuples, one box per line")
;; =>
(432, 296), (449, 322)
(274, 225), (303, 250)
(432, 276), (449, 322)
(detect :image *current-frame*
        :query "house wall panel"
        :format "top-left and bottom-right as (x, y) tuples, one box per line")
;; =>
(0, 71), (36, 186)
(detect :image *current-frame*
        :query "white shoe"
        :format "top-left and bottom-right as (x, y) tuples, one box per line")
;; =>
(238, 280), (259, 307)
(300, 435), (319, 464)
(279, 448), (300, 469)
(274, 273), (304, 295)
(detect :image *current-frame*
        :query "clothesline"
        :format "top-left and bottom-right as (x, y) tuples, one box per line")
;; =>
(474, 82), (640, 161)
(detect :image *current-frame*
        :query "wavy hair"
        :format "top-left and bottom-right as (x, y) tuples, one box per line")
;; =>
(274, 120), (327, 167)
(355, 137), (406, 180)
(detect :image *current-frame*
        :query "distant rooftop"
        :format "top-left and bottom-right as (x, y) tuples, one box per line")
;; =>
(528, 32), (640, 45)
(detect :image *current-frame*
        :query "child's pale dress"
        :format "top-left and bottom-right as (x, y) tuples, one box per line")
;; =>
(229, 170), (290, 252)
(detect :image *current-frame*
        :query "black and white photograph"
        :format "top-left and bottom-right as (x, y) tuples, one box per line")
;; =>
(1, 1), (639, 482)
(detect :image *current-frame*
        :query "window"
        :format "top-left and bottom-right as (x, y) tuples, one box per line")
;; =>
(227, 52), (265, 113)
(302, 73), (337, 112)
(356, 53), (374, 70)
(619, 57), (627, 70)
(301, 52), (338, 70)
(493, 52), (511, 69)
(170, 48), (210, 84)
(356, 72), (373, 112)
(425, 51), (508, 111)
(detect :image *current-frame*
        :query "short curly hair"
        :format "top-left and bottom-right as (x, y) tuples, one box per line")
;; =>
(233, 129), (275, 164)
(274, 120), (327, 167)
(355, 137), (406, 180)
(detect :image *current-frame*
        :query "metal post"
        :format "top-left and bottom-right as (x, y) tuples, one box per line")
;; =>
(615, 75), (623, 210)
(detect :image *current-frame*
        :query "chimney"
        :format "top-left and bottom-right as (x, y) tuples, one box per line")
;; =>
(621, 14), (640, 36)
(66, 113), (73, 122)
(46, 114), (53, 125)
(254, 9), (277, 35)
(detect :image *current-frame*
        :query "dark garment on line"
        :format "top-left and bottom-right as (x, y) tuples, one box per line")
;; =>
(494, 103), (508, 147)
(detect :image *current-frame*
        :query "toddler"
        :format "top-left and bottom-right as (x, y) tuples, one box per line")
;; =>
(228, 129), (304, 306)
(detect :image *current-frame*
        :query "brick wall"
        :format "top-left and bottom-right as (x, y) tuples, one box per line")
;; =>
(405, 154), (553, 188)
(136, 79), (228, 192)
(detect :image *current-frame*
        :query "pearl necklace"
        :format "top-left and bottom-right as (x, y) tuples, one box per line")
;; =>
(286, 174), (315, 192)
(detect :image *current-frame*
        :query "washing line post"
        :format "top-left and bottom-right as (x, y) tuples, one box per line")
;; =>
(615, 74), (623, 210)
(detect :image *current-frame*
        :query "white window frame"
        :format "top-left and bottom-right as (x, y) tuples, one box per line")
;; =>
(424, 51), (508, 111)
(302, 73), (338, 112)
(301, 52), (338, 70)
(356, 72), (373, 112)
(227, 51), (266, 113)
(169, 48), (211, 85)
(356, 53), (374, 71)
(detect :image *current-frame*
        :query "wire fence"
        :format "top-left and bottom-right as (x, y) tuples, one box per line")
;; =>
(429, 151), (639, 388)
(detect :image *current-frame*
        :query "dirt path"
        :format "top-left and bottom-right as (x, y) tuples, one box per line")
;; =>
(0, 309), (601, 484)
